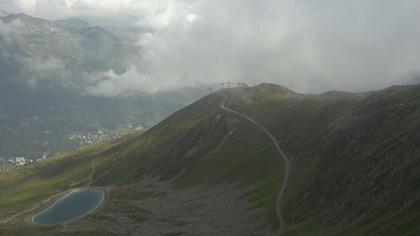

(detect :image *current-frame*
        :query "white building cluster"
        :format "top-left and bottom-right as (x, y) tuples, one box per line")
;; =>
(9, 157), (27, 166)
(0, 153), (48, 172)
(68, 127), (145, 146)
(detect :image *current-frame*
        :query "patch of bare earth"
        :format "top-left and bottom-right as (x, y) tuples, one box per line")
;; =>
(66, 179), (271, 236)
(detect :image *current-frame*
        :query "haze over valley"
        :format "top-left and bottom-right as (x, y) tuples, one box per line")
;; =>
(0, 11), (207, 160)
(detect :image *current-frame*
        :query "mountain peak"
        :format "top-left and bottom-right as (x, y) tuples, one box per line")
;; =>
(1, 12), (48, 25)
(254, 83), (296, 95)
(77, 25), (119, 41)
(54, 16), (90, 32)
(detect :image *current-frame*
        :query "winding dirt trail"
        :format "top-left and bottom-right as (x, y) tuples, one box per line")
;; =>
(0, 203), (43, 224)
(219, 92), (290, 235)
(0, 190), (66, 224)
(86, 160), (96, 186)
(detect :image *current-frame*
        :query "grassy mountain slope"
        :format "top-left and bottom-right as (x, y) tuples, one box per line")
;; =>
(229, 84), (420, 235)
(0, 84), (419, 235)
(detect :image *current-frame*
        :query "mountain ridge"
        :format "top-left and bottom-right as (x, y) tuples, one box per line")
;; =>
(0, 83), (419, 235)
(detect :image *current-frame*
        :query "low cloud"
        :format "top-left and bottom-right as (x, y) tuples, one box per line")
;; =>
(3, 0), (420, 94)
(128, 0), (420, 93)
(85, 66), (206, 96)
(0, 18), (25, 36)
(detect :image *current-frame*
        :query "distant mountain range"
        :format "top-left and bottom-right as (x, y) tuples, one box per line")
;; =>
(0, 12), (139, 89)
(0, 83), (419, 235)
(0, 12), (208, 158)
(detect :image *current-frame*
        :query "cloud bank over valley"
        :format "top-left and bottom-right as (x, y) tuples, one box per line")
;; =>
(1, 0), (420, 94)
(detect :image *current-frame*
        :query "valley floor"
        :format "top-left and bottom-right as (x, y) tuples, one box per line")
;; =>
(0, 179), (271, 236)
(68, 179), (270, 235)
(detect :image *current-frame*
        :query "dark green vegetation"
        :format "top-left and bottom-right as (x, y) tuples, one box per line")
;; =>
(0, 12), (207, 157)
(0, 84), (419, 235)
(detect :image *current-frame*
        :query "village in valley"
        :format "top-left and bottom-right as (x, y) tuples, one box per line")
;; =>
(0, 125), (145, 172)
(67, 125), (145, 146)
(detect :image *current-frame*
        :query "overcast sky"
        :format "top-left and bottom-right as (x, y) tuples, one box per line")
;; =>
(2, 0), (420, 94)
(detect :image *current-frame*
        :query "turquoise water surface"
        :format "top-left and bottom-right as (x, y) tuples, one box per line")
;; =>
(32, 188), (105, 225)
